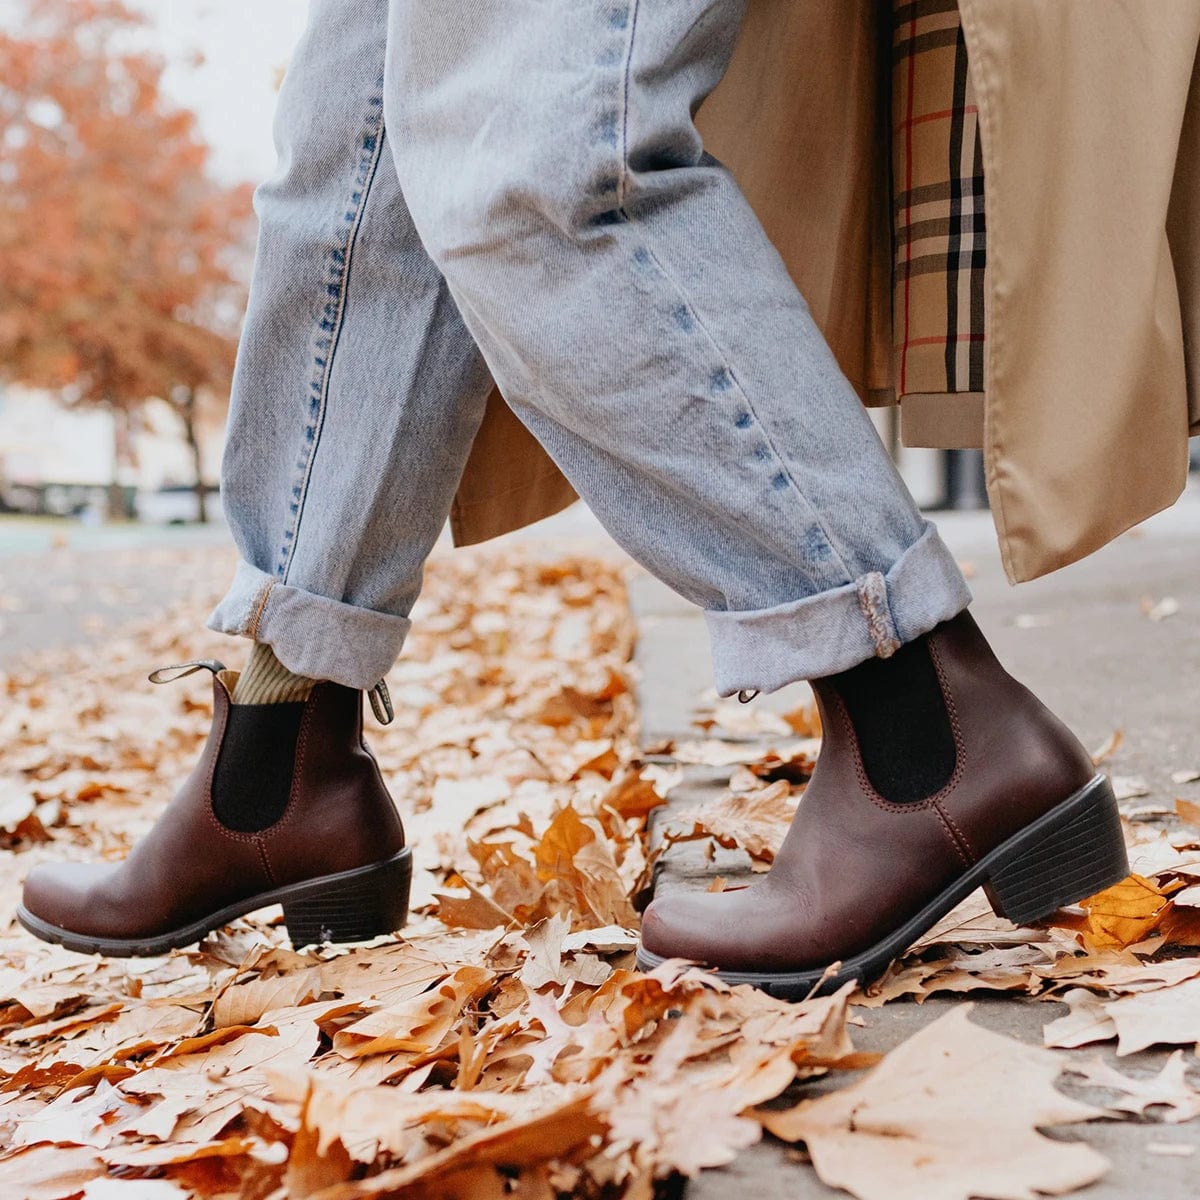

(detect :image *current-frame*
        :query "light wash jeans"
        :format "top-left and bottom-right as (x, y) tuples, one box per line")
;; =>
(209, 0), (971, 696)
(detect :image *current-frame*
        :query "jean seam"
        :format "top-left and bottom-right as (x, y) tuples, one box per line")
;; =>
(616, 0), (640, 212)
(612, 11), (853, 589)
(277, 82), (387, 582)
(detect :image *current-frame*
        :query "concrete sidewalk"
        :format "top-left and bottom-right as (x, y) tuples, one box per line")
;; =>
(630, 488), (1200, 1198)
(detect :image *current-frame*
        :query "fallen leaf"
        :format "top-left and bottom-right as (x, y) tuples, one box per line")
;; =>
(333, 966), (494, 1059)
(1076, 873), (1180, 950)
(762, 1004), (1108, 1200)
(211, 966), (323, 1028)
(1112, 776), (1151, 801)
(1090, 729), (1123, 765)
(1065, 1051), (1200, 1123)
(601, 769), (666, 820)
(435, 882), (514, 931)
(663, 779), (797, 865)
(0, 1144), (104, 1200)
(1105, 976), (1200, 1055)
(84, 1175), (210, 1198)
(1043, 988), (1120, 1049)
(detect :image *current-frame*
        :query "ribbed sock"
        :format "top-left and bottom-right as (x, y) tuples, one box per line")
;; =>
(823, 628), (957, 804)
(231, 642), (316, 705)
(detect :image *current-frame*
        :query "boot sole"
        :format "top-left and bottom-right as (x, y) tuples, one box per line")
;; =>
(15, 847), (413, 958)
(635, 774), (1128, 1000)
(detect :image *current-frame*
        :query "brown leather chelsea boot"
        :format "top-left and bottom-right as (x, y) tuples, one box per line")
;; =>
(636, 611), (1129, 997)
(18, 662), (412, 957)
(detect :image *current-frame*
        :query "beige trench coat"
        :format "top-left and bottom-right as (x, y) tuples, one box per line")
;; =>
(447, 0), (1200, 584)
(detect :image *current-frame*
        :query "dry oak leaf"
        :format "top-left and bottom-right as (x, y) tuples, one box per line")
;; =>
(570, 744), (621, 780)
(1156, 900), (1200, 948)
(1065, 1051), (1200, 1123)
(597, 1035), (762, 1176)
(10, 1078), (145, 1150)
(0, 1143), (105, 1200)
(549, 979), (794, 1175)
(910, 889), (1062, 952)
(669, 737), (810, 768)
(82, 1180), (193, 1198)
(1074, 873), (1183, 950)
(1104, 975), (1200, 1056)
(1043, 988), (1119, 1050)
(600, 768), (667, 820)
(435, 880), (514, 931)
(302, 1093), (606, 1200)
(533, 805), (637, 927)
(534, 804), (595, 882)
(210, 966), (324, 1029)
(761, 1004), (1107, 1200)
(469, 838), (547, 923)
(1176, 796), (1200, 827)
(292, 1072), (593, 1171)
(332, 965), (494, 1059)
(519, 913), (612, 991)
(532, 672), (625, 729)
(859, 945), (1051, 1009)
(1034, 950), (1200, 994)
(663, 779), (797, 865)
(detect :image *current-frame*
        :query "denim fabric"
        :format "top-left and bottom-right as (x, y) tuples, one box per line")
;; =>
(209, 0), (971, 694)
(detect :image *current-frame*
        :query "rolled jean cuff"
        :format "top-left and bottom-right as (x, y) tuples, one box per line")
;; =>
(705, 521), (972, 696)
(207, 560), (410, 690)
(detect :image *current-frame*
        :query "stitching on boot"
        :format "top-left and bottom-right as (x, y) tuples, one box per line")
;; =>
(926, 637), (975, 856)
(855, 572), (901, 659)
(255, 837), (279, 889)
(932, 803), (972, 867)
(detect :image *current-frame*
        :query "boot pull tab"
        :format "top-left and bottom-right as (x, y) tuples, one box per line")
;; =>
(737, 689), (759, 704)
(369, 679), (394, 725)
(148, 660), (226, 686)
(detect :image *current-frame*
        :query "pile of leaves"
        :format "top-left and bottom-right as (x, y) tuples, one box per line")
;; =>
(0, 545), (861, 1199)
(4, 541), (1200, 1199)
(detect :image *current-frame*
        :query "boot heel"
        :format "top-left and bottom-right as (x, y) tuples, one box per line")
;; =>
(282, 849), (412, 948)
(984, 775), (1128, 926)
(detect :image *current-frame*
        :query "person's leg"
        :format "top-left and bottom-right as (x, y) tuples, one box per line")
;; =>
(210, 0), (492, 692)
(383, 1), (1128, 988)
(18, 0), (490, 955)
(385, 0), (969, 696)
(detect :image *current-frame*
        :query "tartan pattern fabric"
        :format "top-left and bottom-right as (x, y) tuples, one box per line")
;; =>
(892, 0), (987, 397)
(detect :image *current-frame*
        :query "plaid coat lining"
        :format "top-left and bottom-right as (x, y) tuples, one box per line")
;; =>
(892, 0), (986, 397)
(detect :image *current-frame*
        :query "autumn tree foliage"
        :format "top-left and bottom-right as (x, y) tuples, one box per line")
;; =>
(0, 0), (254, 520)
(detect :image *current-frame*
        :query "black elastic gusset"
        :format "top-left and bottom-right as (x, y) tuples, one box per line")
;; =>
(830, 633), (957, 804)
(211, 702), (305, 833)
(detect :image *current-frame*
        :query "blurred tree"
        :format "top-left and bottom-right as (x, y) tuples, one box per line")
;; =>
(0, 0), (254, 521)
